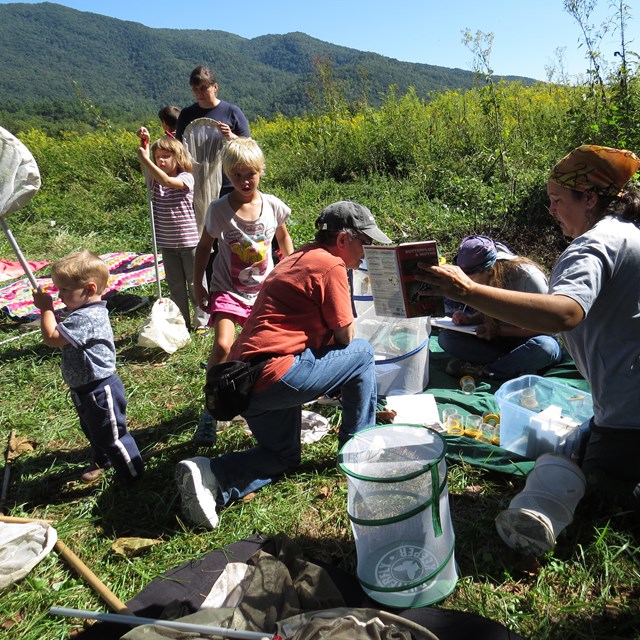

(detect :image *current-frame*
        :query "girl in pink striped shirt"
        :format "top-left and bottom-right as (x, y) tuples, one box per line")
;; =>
(137, 129), (208, 331)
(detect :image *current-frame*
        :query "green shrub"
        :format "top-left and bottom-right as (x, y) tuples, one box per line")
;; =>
(2, 129), (151, 260)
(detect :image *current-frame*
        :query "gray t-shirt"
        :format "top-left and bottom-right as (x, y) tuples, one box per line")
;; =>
(56, 301), (116, 389)
(503, 261), (548, 294)
(550, 215), (640, 428)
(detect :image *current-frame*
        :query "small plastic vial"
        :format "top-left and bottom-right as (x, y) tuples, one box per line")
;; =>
(520, 386), (538, 409)
(460, 375), (476, 395)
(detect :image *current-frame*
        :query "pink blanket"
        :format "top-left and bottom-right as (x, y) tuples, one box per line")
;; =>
(0, 259), (49, 282)
(0, 252), (164, 320)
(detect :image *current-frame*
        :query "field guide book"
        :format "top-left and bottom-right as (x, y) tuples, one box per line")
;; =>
(363, 241), (443, 318)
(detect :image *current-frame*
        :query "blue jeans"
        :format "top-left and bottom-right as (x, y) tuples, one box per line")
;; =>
(210, 338), (377, 505)
(438, 330), (563, 380)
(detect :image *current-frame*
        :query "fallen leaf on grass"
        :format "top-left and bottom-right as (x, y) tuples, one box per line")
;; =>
(241, 492), (256, 503)
(111, 537), (162, 557)
(69, 621), (96, 637)
(318, 486), (331, 499)
(7, 435), (35, 461)
(376, 409), (397, 424)
(1, 612), (23, 630)
(603, 602), (625, 619)
(513, 554), (542, 576)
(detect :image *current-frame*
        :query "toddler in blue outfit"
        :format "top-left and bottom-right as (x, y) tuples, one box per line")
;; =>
(33, 250), (144, 483)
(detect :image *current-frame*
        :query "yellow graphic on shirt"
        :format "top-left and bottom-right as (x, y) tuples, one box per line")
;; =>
(231, 238), (267, 264)
(230, 234), (270, 292)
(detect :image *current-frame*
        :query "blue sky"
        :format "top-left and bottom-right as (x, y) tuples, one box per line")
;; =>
(1, 0), (624, 81)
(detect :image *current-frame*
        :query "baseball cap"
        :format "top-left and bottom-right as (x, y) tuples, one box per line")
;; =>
(455, 235), (498, 273)
(315, 201), (392, 244)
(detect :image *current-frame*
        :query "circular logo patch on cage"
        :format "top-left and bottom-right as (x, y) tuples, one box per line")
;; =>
(374, 544), (439, 590)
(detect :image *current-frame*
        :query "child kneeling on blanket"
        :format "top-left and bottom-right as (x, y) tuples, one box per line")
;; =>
(33, 250), (144, 484)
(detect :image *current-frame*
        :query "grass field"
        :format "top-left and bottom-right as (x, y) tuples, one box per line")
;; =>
(1, 288), (639, 640)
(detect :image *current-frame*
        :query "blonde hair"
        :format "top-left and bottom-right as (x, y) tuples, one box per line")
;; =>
(51, 250), (109, 294)
(481, 257), (547, 330)
(488, 256), (547, 291)
(221, 137), (265, 175)
(151, 135), (193, 173)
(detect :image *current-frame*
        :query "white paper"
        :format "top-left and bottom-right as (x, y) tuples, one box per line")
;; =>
(430, 316), (478, 335)
(385, 393), (443, 430)
(363, 246), (404, 317)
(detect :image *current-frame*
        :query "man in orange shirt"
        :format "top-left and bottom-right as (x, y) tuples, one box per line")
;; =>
(176, 201), (392, 529)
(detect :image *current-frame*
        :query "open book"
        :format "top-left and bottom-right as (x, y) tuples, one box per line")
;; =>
(430, 316), (479, 335)
(363, 241), (443, 318)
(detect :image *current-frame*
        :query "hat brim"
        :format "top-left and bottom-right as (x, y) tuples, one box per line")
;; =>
(361, 226), (393, 244)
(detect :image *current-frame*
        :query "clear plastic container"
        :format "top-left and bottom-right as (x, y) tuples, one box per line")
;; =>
(352, 268), (431, 396)
(495, 375), (593, 458)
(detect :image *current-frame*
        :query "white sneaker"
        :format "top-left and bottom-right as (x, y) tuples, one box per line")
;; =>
(175, 457), (219, 529)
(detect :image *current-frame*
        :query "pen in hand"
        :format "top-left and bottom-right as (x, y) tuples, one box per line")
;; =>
(451, 304), (467, 325)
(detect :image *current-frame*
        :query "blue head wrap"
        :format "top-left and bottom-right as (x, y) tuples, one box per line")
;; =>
(455, 235), (498, 273)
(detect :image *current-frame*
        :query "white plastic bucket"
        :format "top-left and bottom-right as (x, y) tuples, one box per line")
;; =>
(495, 453), (586, 555)
(351, 267), (430, 396)
(338, 424), (458, 607)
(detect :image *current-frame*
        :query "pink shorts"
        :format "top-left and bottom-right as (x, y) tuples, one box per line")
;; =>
(207, 291), (251, 327)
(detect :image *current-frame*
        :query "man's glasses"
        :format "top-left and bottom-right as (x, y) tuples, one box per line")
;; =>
(355, 234), (373, 246)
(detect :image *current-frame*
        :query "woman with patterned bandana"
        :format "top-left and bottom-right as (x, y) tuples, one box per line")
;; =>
(419, 145), (640, 517)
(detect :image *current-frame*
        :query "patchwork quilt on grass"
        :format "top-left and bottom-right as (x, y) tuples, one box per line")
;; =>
(0, 252), (163, 321)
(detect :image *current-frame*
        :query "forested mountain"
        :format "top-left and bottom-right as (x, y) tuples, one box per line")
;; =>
(0, 2), (535, 127)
